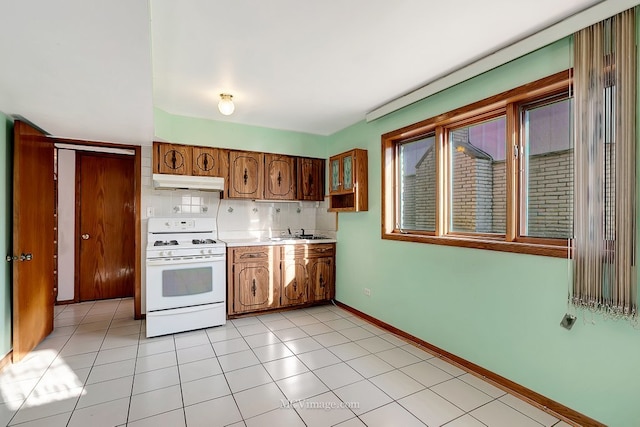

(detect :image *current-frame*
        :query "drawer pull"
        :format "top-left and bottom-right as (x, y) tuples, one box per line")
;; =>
(241, 253), (263, 259)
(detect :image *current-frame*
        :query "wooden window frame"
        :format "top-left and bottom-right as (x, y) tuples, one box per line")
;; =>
(382, 71), (572, 258)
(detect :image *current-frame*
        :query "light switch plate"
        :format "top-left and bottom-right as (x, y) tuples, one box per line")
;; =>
(146, 207), (154, 217)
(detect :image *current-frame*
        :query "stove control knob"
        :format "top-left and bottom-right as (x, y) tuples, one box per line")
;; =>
(208, 249), (213, 254)
(159, 251), (164, 257)
(200, 249), (205, 255)
(166, 251), (172, 256)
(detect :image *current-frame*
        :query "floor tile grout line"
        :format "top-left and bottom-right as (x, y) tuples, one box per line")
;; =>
(64, 301), (122, 425)
(205, 320), (247, 425)
(7, 303), (559, 427)
(7, 300), (118, 427)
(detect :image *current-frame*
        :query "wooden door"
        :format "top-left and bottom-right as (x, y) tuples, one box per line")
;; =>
(233, 261), (273, 313)
(229, 151), (264, 199)
(264, 154), (295, 200)
(155, 142), (192, 175)
(309, 257), (334, 302)
(192, 146), (220, 177)
(297, 157), (325, 201)
(281, 258), (308, 306)
(77, 152), (135, 301)
(12, 120), (55, 362)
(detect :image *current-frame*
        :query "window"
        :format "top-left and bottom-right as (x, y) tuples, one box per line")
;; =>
(398, 135), (436, 232)
(449, 116), (506, 235)
(382, 71), (572, 257)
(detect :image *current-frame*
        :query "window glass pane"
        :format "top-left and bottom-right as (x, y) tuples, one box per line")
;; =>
(450, 117), (506, 234)
(398, 136), (435, 231)
(162, 267), (213, 297)
(522, 98), (573, 239)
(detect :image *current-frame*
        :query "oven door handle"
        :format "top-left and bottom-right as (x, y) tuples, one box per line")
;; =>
(147, 255), (225, 266)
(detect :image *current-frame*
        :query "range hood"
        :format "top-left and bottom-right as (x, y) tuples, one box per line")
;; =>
(152, 174), (224, 191)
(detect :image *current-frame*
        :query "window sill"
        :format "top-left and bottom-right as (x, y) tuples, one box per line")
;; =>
(382, 232), (570, 258)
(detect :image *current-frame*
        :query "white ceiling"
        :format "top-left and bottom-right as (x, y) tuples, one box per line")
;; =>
(0, 0), (606, 144)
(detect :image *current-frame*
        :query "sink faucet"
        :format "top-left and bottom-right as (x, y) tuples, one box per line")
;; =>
(287, 227), (292, 235)
(301, 228), (305, 236)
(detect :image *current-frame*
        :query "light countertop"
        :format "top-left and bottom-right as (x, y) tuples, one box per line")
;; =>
(222, 237), (337, 247)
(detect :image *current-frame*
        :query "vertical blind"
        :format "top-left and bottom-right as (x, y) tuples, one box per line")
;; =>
(572, 8), (637, 318)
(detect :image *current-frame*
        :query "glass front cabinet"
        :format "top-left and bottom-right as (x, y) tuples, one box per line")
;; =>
(328, 148), (368, 212)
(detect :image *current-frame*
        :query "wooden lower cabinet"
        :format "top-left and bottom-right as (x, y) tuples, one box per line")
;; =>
(309, 256), (334, 302)
(228, 246), (280, 314)
(228, 243), (335, 316)
(281, 257), (308, 306)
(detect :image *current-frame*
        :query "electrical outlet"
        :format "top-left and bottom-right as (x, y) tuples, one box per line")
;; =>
(363, 288), (371, 297)
(146, 207), (154, 217)
(560, 313), (576, 330)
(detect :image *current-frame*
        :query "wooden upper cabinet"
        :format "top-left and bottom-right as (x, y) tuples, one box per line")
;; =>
(329, 148), (368, 212)
(229, 151), (264, 199)
(155, 142), (192, 175)
(297, 157), (325, 201)
(192, 146), (220, 176)
(264, 154), (296, 200)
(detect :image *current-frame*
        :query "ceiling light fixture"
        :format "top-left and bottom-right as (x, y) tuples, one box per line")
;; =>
(218, 93), (235, 116)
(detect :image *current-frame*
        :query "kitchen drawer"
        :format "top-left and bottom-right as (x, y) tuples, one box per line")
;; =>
(282, 243), (335, 259)
(232, 246), (271, 263)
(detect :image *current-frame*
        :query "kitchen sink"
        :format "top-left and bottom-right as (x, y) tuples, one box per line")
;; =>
(269, 234), (330, 241)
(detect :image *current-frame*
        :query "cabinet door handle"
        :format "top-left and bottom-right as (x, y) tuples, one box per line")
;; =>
(243, 168), (248, 185)
(309, 173), (313, 186)
(251, 279), (257, 296)
(319, 274), (325, 288)
(277, 171), (282, 187)
(171, 150), (177, 169)
(292, 281), (297, 292)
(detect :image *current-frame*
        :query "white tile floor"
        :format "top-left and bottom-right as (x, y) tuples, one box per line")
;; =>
(0, 299), (573, 427)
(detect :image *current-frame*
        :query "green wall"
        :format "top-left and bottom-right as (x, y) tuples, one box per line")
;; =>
(327, 37), (640, 426)
(154, 108), (327, 158)
(152, 34), (638, 425)
(1, 112), (12, 359)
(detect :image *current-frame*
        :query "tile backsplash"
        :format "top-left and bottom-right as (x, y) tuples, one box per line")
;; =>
(141, 146), (337, 240)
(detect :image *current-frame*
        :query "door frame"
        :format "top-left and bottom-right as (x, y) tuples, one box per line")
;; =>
(54, 137), (142, 319)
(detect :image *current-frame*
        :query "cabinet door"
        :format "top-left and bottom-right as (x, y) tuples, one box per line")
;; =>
(233, 261), (274, 313)
(309, 257), (334, 302)
(342, 153), (354, 191)
(192, 146), (220, 176)
(264, 154), (296, 200)
(329, 156), (342, 193)
(297, 157), (325, 201)
(281, 258), (308, 306)
(156, 143), (192, 175)
(229, 151), (264, 199)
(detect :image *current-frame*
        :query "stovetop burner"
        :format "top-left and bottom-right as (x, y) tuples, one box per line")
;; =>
(192, 239), (216, 245)
(154, 240), (179, 246)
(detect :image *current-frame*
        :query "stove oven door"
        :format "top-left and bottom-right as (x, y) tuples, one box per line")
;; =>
(146, 254), (226, 311)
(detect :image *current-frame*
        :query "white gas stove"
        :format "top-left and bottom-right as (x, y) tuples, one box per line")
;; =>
(146, 218), (226, 337)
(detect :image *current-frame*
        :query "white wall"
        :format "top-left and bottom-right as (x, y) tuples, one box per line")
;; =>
(57, 149), (75, 302)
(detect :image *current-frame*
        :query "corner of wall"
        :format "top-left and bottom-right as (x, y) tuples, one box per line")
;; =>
(1, 112), (14, 358)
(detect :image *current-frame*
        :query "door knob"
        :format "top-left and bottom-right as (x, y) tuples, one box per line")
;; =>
(81, 234), (90, 240)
